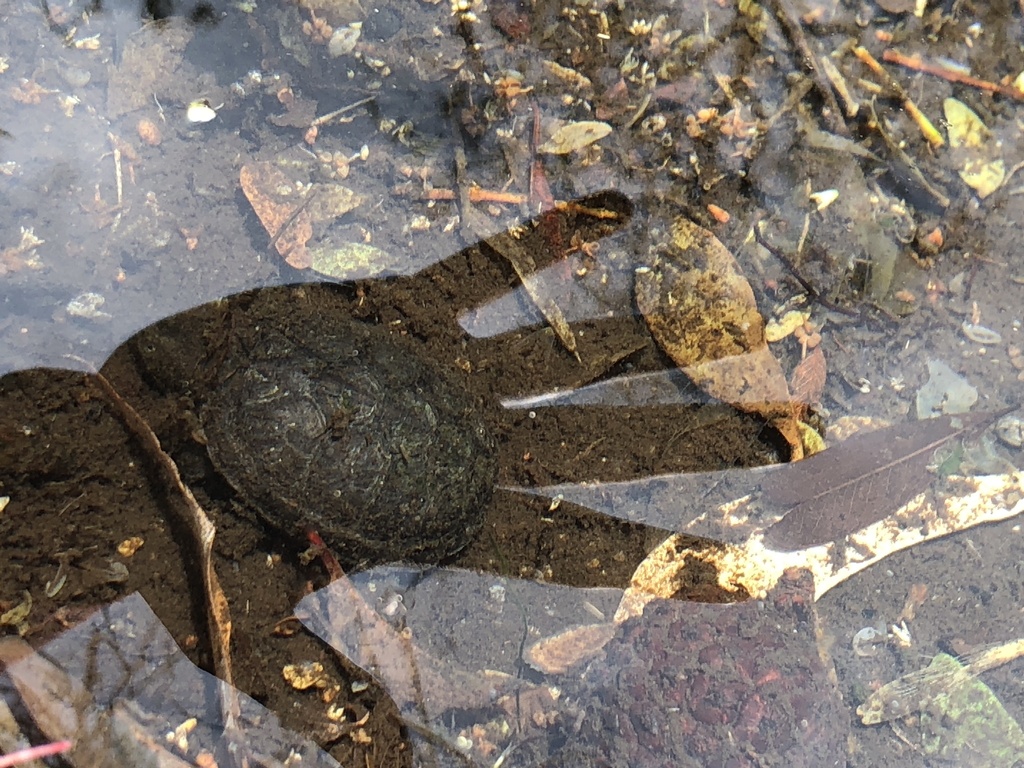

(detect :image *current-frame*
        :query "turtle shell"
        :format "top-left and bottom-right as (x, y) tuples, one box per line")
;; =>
(135, 285), (497, 565)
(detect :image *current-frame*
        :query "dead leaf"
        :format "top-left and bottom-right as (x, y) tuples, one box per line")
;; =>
(309, 242), (396, 280)
(762, 409), (1011, 550)
(524, 622), (617, 675)
(0, 591), (31, 635)
(790, 345), (826, 407)
(240, 162), (364, 270)
(268, 95), (319, 128)
(765, 310), (810, 342)
(536, 120), (612, 154)
(943, 97), (1005, 198)
(636, 217), (799, 443)
(240, 163), (315, 268)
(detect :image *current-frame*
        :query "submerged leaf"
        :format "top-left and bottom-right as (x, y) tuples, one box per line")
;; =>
(944, 97), (989, 149)
(790, 345), (826, 407)
(240, 162), (364, 270)
(943, 98), (1005, 198)
(858, 639), (1024, 725)
(309, 242), (396, 280)
(240, 162), (314, 268)
(537, 120), (613, 154)
(762, 409), (1010, 550)
(636, 217), (792, 420)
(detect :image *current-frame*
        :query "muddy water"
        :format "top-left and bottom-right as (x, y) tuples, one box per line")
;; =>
(1, 1), (1023, 766)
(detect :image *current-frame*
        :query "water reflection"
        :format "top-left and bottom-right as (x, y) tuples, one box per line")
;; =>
(296, 566), (846, 767)
(3, 0), (1024, 765)
(0, 592), (339, 766)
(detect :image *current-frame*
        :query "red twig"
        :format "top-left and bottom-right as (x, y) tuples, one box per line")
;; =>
(882, 49), (1024, 101)
(0, 741), (72, 767)
(306, 529), (344, 581)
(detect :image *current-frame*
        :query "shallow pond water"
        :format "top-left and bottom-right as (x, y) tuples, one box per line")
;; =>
(1, 0), (1023, 766)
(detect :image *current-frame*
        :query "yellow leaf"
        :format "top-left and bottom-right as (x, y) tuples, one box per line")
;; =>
(960, 157), (1005, 199)
(537, 121), (613, 154)
(943, 97), (988, 149)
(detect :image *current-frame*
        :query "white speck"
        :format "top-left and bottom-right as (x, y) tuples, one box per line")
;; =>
(186, 100), (217, 123)
(890, 621), (912, 647)
(809, 188), (839, 211)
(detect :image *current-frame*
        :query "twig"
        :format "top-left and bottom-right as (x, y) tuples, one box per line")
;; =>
(71, 360), (244, 763)
(268, 187), (319, 253)
(396, 184), (621, 218)
(865, 99), (951, 209)
(853, 47), (945, 148)
(753, 222), (859, 316)
(311, 95), (375, 127)
(769, 0), (849, 136)
(882, 49), (1024, 101)
(819, 54), (859, 117)
(0, 740), (72, 767)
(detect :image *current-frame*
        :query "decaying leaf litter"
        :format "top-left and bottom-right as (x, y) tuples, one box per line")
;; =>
(2, 0), (1024, 765)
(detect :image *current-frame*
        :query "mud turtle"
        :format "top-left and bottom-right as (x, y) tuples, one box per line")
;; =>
(128, 284), (497, 565)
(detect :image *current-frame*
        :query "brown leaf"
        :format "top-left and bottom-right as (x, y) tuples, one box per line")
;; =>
(239, 162), (313, 269)
(790, 345), (826, 407)
(636, 217), (792, 420)
(652, 77), (699, 105)
(762, 409), (1011, 550)
(525, 622), (618, 675)
(268, 96), (319, 128)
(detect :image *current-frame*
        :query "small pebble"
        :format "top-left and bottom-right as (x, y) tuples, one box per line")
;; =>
(995, 412), (1024, 448)
(329, 25), (361, 58)
(186, 100), (217, 123)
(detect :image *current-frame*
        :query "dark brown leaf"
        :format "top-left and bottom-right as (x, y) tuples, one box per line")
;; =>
(790, 345), (826, 407)
(762, 409), (1011, 551)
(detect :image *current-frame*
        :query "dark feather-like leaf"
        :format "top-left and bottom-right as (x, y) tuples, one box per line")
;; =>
(763, 409), (1013, 551)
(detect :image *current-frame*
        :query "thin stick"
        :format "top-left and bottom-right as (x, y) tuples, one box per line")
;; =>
(107, 132), (124, 206)
(401, 185), (621, 219)
(769, 0), (849, 136)
(853, 47), (945, 148)
(422, 186), (529, 205)
(71, 361), (244, 759)
(268, 187), (319, 253)
(882, 49), (1024, 101)
(819, 55), (859, 117)
(311, 96), (375, 127)
(0, 741), (72, 768)
(753, 222), (860, 317)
